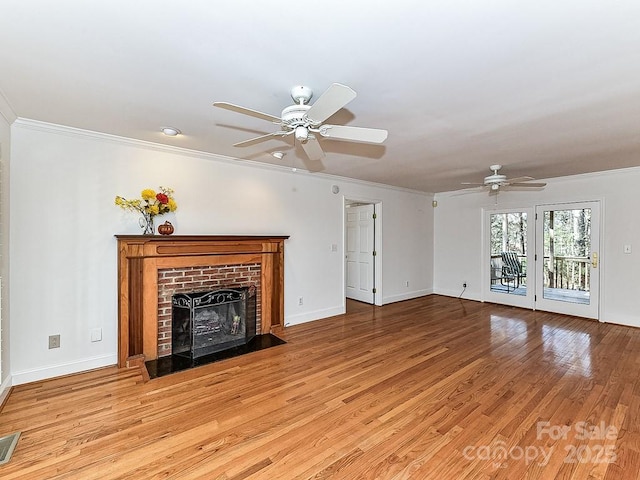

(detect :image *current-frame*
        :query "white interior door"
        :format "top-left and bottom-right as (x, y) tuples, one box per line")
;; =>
(534, 201), (600, 319)
(346, 204), (375, 304)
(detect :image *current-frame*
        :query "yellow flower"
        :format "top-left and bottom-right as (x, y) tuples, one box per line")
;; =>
(141, 189), (156, 201)
(116, 186), (177, 230)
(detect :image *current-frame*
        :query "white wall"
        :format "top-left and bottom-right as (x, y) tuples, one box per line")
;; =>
(434, 167), (640, 327)
(9, 120), (433, 384)
(0, 105), (12, 399)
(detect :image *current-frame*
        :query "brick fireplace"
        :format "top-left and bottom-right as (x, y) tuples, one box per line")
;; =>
(116, 235), (288, 367)
(157, 263), (261, 357)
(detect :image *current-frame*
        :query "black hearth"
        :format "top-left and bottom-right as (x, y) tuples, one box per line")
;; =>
(172, 287), (257, 359)
(145, 333), (286, 379)
(145, 284), (285, 379)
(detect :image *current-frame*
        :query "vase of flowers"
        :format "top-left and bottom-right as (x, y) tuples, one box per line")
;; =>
(139, 211), (155, 235)
(115, 186), (177, 235)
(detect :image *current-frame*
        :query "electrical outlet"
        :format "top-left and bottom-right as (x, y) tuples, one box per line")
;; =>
(405, 280), (409, 287)
(298, 296), (304, 306)
(48, 334), (60, 349)
(463, 282), (467, 288)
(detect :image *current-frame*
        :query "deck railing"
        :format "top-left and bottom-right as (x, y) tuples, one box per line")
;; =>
(490, 254), (590, 291)
(543, 255), (590, 291)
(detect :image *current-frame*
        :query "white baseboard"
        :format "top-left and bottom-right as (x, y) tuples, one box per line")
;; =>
(0, 374), (12, 406)
(600, 314), (640, 329)
(11, 353), (118, 386)
(284, 291), (437, 327)
(433, 287), (481, 301)
(284, 305), (345, 327)
(382, 289), (433, 305)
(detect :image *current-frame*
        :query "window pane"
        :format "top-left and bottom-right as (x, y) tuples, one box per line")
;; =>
(489, 212), (527, 296)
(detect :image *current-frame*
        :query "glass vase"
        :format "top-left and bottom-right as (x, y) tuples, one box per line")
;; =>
(139, 213), (155, 235)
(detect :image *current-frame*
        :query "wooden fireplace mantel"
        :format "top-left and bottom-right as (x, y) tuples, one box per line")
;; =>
(116, 235), (288, 367)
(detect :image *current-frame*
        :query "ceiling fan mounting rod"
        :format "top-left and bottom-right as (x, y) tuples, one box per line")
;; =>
(290, 85), (313, 105)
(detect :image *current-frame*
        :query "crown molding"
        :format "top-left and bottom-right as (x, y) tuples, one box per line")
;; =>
(0, 88), (17, 124)
(539, 165), (640, 184)
(437, 164), (640, 198)
(13, 118), (432, 197)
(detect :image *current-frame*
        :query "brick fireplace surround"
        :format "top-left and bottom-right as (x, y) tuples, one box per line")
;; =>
(157, 263), (261, 357)
(116, 235), (288, 367)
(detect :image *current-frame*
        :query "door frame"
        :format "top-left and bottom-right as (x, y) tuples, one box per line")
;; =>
(343, 197), (383, 307)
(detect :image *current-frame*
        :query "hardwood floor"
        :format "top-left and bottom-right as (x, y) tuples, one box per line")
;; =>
(1, 295), (640, 479)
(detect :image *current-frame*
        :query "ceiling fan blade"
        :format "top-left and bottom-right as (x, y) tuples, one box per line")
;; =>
(452, 186), (484, 196)
(504, 176), (534, 183)
(305, 83), (357, 124)
(508, 182), (547, 187)
(233, 131), (290, 147)
(317, 124), (388, 144)
(300, 135), (325, 161)
(213, 102), (281, 123)
(461, 182), (484, 186)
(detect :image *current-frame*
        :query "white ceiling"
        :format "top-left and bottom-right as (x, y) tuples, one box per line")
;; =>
(1, 1), (639, 193)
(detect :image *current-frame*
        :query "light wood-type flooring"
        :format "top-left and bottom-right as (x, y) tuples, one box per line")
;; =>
(1, 295), (640, 479)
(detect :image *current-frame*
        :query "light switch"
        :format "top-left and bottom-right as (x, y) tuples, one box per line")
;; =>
(91, 328), (102, 342)
(624, 245), (632, 254)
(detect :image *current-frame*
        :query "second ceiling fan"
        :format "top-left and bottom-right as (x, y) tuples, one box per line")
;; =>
(462, 165), (547, 194)
(213, 83), (388, 161)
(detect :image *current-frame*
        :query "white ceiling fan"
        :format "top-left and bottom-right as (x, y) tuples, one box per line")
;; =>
(462, 164), (546, 194)
(213, 83), (388, 161)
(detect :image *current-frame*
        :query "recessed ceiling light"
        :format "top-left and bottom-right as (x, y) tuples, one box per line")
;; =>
(161, 127), (181, 136)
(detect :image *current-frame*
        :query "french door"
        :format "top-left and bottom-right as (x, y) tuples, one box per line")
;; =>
(485, 202), (600, 320)
(534, 202), (600, 319)
(485, 208), (534, 309)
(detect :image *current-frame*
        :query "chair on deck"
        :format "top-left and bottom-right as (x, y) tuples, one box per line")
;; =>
(501, 251), (525, 291)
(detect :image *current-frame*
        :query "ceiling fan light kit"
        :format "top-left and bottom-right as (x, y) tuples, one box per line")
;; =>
(213, 83), (388, 162)
(294, 126), (309, 142)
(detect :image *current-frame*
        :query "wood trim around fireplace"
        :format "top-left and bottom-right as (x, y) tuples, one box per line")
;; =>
(116, 235), (289, 367)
